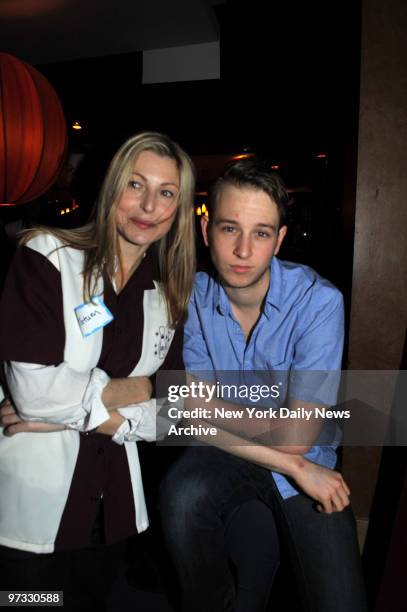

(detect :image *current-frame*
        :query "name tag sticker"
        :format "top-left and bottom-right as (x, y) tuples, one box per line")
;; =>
(74, 296), (114, 338)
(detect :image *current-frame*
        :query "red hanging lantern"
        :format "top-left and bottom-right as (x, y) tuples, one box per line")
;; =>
(0, 53), (67, 205)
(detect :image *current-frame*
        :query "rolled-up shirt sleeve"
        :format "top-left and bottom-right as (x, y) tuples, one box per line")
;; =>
(5, 361), (111, 431)
(112, 401), (157, 444)
(113, 325), (186, 445)
(112, 398), (183, 444)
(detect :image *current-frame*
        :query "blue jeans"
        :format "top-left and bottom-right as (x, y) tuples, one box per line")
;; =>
(159, 446), (367, 612)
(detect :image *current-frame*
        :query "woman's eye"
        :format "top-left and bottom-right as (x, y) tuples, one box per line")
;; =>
(161, 189), (175, 198)
(128, 180), (142, 190)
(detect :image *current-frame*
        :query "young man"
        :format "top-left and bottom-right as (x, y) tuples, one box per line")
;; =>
(159, 159), (366, 612)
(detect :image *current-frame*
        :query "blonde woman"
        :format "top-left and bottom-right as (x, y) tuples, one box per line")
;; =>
(0, 132), (195, 610)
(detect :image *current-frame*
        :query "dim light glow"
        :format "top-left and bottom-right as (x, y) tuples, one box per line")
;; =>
(232, 153), (255, 161)
(58, 201), (79, 216)
(271, 164), (280, 170)
(0, 0), (65, 18)
(315, 153), (327, 159)
(72, 121), (82, 131)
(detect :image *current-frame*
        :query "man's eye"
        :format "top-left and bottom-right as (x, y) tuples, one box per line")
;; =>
(221, 226), (236, 233)
(256, 231), (270, 238)
(128, 180), (142, 190)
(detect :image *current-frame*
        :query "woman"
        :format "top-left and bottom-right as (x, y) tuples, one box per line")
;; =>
(0, 131), (195, 609)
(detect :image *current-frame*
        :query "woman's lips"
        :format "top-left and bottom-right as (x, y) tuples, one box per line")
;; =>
(131, 218), (155, 229)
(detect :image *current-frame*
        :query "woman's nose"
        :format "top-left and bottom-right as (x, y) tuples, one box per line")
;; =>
(140, 189), (156, 213)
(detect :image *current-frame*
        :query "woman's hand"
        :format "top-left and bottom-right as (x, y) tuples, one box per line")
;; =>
(1, 399), (126, 438)
(0, 399), (66, 435)
(102, 376), (153, 410)
(291, 458), (351, 514)
(96, 411), (125, 435)
(0, 371), (152, 436)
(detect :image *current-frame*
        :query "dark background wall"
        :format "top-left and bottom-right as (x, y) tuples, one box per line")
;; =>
(30, 0), (362, 297)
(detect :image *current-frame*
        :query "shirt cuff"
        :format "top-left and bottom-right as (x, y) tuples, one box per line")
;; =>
(69, 368), (111, 431)
(112, 400), (157, 444)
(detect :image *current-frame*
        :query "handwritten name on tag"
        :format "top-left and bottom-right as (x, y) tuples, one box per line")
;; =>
(74, 296), (114, 338)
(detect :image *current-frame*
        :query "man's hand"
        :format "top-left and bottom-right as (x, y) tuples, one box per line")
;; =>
(186, 415), (350, 515)
(291, 458), (351, 514)
(0, 399), (66, 435)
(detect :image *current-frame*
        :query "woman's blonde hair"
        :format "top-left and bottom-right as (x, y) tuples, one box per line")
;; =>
(21, 132), (196, 326)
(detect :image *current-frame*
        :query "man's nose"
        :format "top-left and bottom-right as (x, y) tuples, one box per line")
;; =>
(233, 234), (252, 258)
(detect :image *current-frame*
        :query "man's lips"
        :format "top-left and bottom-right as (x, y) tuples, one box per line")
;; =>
(229, 265), (253, 273)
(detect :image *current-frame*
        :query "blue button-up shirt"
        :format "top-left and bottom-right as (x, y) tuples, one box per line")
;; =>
(183, 257), (344, 499)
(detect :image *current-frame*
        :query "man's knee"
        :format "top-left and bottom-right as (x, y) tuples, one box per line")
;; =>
(158, 461), (215, 527)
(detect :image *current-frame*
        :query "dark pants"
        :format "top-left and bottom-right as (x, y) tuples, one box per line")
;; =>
(159, 446), (367, 612)
(224, 499), (280, 612)
(0, 504), (126, 611)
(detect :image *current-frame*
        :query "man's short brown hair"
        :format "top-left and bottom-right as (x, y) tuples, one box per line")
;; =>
(209, 158), (289, 227)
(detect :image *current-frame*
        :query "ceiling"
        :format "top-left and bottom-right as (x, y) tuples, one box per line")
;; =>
(0, 0), (222, 65)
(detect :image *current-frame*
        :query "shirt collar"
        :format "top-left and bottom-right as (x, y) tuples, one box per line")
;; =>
(215, 282), (232, 316)
(110, 249), (156, 294)
(214, 257), (284, 317)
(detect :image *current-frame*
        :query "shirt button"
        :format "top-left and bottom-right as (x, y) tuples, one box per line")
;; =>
(97, 448), (104, 455)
